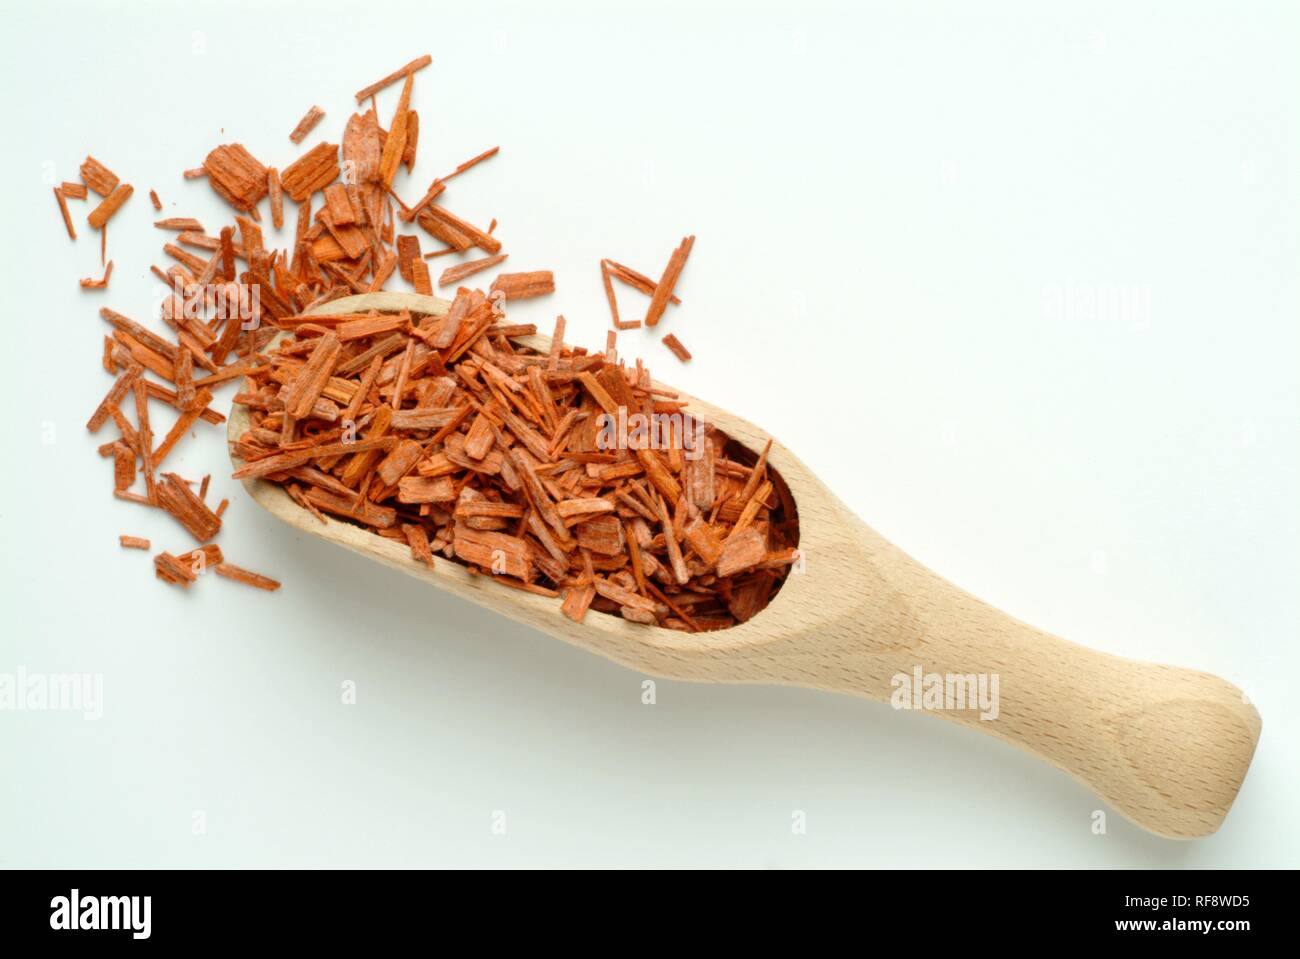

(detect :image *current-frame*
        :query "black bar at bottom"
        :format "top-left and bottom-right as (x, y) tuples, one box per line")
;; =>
(0, 868), (1284, 944)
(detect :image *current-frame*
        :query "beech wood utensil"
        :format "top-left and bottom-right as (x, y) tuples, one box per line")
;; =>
(230, 292), (1260, 839)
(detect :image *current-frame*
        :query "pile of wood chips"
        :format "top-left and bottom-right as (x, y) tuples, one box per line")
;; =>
(232, 304), (801, 629)
(73, 53), (799, 626)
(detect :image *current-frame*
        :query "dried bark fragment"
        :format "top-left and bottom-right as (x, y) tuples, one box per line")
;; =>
(377, 72), (414, 188)
(593, 577), (656, 613)
(156, 473), (222, 542)
(119, 535), (150, 550)
(280, 142), (339, 202)
(410, 259), (432, 294)
(375, 439), (424, 486)
(657, 494), (690, 585)
(155, 217), (204, 231)
(80, 156), (120, 196)
(232, 436), (396, 480)
(576, 514), (624, 555)
(637, 449), (682, 504)
(85, 183), (132, 230)
(398, 475), (456, 504)
(80, 261), (114, 289)
(439, 253), (507, 288)
(174, 544), (223, 569)
(416, 208), (471, 250)
(288, 105), (326, 144)
(282, 332), (342, 419)
(645, 235), (695, 327)
(716, 526), (766, 578)
(726, 570), (777, 623)
(304, 487), (398, 528)
(112, 441), (136, 490)
(684, 435), (716, 510)
(736, 438), (772, 506)
(453, 524), (532, 580)
(53, 188), (76, 239)
(489, 271), (554, 301)
(605, 259), (683, 305)
(268, 167), (284, 230)
(439, 146), (499, 184)
(151, 388), (214, 469)
(402, 523), (435, 567)
(323, 183), (356, 225)
(203, 144), (268, 212)
(154, 550), (198, 587)
(417, 205), (500, 254)
(87, 364), (141, 432)
(215, 563), (282, 591)
(662, 333), (691, 363)
(133, 379), (156, 503)
(354, 54), (433, 102)
(557, 498), (616, 521)
(343, 110), (382, 191)
(396, 234), (422, 281)
(684, 517), (724, 566)
(389, 407), (461, 430)
(403, 111), (419, 172)
(560, 584), (596, 623)
(599, 260), (622, 329)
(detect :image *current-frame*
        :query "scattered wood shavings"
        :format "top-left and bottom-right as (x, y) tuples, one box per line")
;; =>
(61, 52), (760, 623)
(599, 257), (687, 330)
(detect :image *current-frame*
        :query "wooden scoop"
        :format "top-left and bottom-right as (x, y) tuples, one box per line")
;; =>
(230, 292), (1260, 839)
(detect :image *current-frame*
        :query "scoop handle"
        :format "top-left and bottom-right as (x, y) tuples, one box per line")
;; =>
(763, 520), (1261, 839)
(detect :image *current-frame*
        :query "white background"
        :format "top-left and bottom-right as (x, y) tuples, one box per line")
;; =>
(1, 0), (1296, 867)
